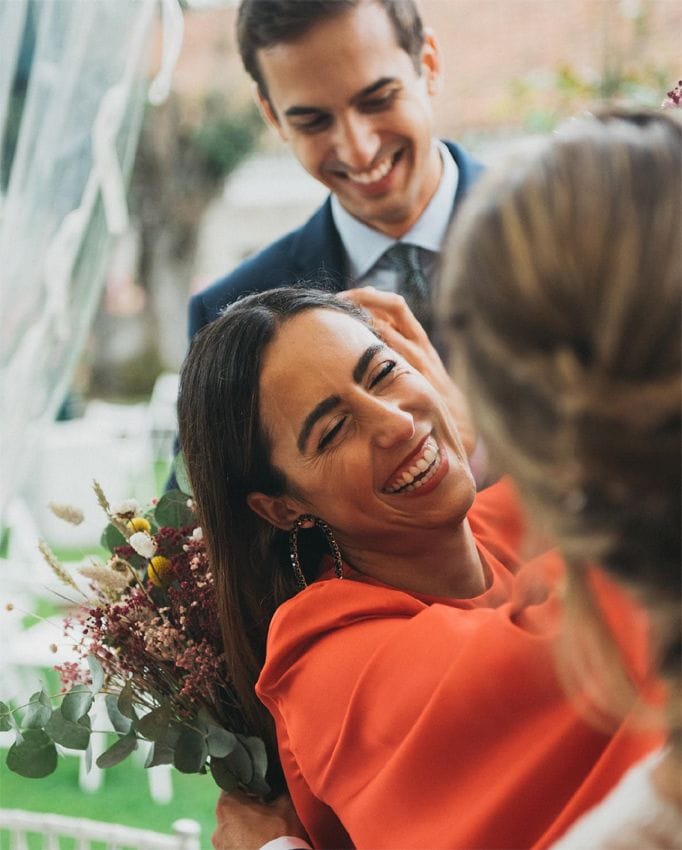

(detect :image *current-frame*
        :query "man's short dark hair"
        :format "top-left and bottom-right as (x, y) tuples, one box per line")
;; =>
(237, 0), (425, 103)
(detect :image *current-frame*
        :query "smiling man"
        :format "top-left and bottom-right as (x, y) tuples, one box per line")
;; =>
(187, 0), (484, 343)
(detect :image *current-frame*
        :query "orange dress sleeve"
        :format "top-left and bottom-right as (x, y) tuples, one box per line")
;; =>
(256, 481), (663, 850)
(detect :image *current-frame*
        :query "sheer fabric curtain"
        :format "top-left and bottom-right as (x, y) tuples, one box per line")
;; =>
(0, 0), (182, 523)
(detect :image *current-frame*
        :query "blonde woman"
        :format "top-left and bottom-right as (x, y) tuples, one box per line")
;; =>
(443, 107), (681, 848)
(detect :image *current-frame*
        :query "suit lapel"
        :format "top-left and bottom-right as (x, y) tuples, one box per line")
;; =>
(443, 140), (485, 216)
(287, 199), (349, 292)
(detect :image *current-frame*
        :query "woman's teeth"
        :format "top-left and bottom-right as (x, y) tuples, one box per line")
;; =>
(384, 440), (441, 494)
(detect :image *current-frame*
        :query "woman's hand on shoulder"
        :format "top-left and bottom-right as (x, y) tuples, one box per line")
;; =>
(212, 791), (309, 850)
(340, 286), (476, 456)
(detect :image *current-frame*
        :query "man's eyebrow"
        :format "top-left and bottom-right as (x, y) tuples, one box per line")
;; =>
(284, 78), (397, 119)
(297, 395), (341, 454)
(284, 105), (326, 118)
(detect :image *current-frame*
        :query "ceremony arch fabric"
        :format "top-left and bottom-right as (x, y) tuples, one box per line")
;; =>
(0, 0), (183, 524)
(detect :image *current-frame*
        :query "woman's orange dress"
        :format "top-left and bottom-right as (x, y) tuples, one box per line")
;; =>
(256, 480), (662, 849)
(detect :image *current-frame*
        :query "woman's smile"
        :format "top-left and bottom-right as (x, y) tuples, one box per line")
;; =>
(256, 308), (475, 545)
(381, 434), (449, 495)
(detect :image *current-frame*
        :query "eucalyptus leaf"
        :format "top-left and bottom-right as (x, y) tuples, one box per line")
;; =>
(61, 685), (93, 722)
(247, 774), (271, 799)
(101, 522), (127, 553)
(222, 737), (253, 785)
(45, 711), (91, 750)
(196, 706), (217, 732)
(172, 453), (194, 498)
(105, 694), (132, 734)
(117, 681), (135, 720)
(7, 729), (58, 778)
(209, 756), (239, 793)
(154, 490), (194, 529)
(243, 735), (268, 781)
(23, 691), (51, 729)
(206, 727), (237, 759)
(144, 740), (175, 768)
(173, 726), (208, 774)
(96, 730), (137, 769)
(87, 655), (105, 694)
(0, 701), (12, 732)
(162, 721), (182, 748)
(135, 706), (171, 742)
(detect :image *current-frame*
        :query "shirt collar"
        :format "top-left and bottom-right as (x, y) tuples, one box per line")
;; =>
(331, 141), (458, 279)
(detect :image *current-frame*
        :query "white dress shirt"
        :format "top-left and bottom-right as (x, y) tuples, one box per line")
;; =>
(330, 140), (459, 292)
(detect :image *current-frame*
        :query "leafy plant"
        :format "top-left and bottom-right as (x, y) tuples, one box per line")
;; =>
(1, 472), (269, 798)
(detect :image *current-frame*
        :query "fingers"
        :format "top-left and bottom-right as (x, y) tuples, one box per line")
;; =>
(373, 319), (425, 370)
(340, 287), (429, 344)
(212, 791), (307, 850)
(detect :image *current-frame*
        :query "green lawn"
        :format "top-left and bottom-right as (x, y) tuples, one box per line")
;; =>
(0, 748), (216, 848)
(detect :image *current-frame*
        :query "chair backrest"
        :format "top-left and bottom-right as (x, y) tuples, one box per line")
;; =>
(0, 810), (201, 850)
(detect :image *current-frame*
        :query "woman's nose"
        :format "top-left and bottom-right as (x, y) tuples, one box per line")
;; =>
(369, 399), (415, 449)
(334, 113), (380, 173)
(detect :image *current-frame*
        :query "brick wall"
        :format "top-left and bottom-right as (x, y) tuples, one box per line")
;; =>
(156, 0), (680, 135)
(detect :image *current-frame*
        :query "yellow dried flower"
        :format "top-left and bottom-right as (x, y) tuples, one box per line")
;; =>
(148, 556), (172, 588)
(128, 517), (151, 534)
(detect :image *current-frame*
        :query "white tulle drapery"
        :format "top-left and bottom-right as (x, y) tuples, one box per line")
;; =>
(0, 0), (183, 524)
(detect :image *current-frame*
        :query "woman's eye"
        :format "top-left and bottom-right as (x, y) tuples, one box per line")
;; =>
(318, 417), (346, 451)
(369, 360), (397, 389)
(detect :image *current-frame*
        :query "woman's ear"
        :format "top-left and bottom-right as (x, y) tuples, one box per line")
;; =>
(246, 491), (302, 531)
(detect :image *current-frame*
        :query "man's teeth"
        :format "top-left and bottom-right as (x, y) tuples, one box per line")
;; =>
(384, 440), (440, 494)
(347, 156), (393, 185)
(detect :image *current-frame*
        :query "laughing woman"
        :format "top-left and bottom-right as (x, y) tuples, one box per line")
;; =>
(178, 289), (659, 849)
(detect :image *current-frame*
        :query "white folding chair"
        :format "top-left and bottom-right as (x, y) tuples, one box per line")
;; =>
(0, 809), (200, 850)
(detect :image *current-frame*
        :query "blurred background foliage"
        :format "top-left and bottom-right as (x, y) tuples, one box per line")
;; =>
(76, 0), (679, 402)
(3, 0), (678, 414)
(89, 91), (261, 398)
(508, 61), (670, 132)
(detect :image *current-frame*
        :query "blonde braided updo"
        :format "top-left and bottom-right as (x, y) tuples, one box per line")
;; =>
(441, 109), (681, 731)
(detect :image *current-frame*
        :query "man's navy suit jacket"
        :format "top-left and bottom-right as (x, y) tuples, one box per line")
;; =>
(188, 140), (483, 339)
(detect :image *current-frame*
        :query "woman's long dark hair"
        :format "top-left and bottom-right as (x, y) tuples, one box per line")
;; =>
(178, 287), (368, 790)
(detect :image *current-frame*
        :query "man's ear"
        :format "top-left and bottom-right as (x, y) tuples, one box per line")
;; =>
(247, 491), (302, 531)
(420, 28), (443, 96)
(256, 88), (289, 142)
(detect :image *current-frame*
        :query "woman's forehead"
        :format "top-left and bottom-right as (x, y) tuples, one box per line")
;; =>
(268, 309), (373, 368)
(259, 309), (376, 404)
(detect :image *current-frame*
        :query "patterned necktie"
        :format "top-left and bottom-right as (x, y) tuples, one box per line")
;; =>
(382, 242), (432, 330)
